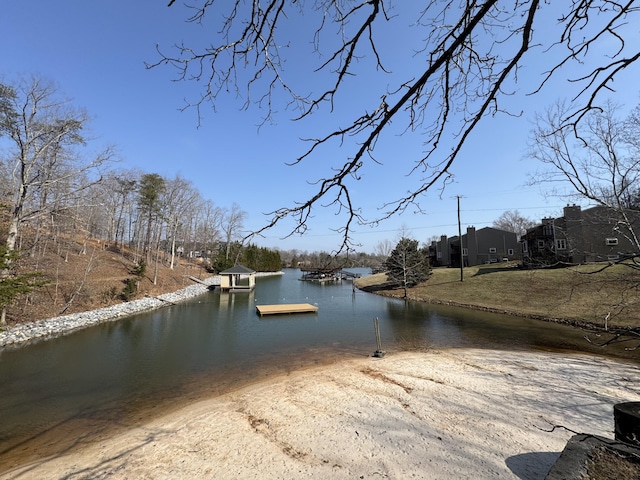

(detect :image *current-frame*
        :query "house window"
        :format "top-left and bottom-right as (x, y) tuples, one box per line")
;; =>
(462, 248), (468, 256)
(607, 254), (620, 261)
(543, 224), (554, 236)
(537, 240), (545, 249)
(555, 239), (567, 250)
(488, 247), (497, 253)
(437, 251), (442, 259)
(605, 238), (618, 246)
(521, 243), (528, 253)
(507, 249), (514, 256)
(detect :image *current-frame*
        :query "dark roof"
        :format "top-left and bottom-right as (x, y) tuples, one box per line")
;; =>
(220, 265), (256, 275)
(299, 267), (343, 273)
(475, 226), (516, 235)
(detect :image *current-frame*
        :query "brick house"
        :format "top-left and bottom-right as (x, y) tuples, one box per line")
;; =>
(429, 226), (520, 268)
(520, 205), (640, 266)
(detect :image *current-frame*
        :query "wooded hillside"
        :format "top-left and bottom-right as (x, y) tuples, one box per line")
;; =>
(4, 230), (209, 326)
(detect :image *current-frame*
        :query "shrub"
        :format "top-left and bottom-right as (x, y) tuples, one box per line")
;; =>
(130, 259), (146, 278)
(101, 286), (119, 303)
(120, 278), (137, 301)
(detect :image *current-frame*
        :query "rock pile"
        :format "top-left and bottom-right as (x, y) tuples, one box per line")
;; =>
(0, 276), (220, 349)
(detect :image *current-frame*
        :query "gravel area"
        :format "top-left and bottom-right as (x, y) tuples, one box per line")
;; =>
(0, 276), (221, 349)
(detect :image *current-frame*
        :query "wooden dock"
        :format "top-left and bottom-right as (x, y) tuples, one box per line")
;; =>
(256, 303), (318, 316)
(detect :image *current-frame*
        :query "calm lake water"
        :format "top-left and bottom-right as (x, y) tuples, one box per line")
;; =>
(0, 268), (637, 464)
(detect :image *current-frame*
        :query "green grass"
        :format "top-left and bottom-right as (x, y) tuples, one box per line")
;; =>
(355, 262), (640, 329)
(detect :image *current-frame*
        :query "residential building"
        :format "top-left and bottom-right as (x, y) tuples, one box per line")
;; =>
(429, 226), (520, 267)
(520, 205), (640, 266)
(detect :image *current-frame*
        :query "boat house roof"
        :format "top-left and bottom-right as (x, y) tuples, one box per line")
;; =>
(220, 265), (256, 275)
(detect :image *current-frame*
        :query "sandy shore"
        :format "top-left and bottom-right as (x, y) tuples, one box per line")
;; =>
(3, 348), (639, 479)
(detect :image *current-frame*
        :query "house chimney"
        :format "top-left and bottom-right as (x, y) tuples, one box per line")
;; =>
(564, 204), (582, 221)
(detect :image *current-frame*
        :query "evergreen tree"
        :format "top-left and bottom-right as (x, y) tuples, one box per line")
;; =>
(137, 173), (166, 261)
(0, 246), (46, 324)
(241, 244), (282, 272)
(384, 238), (431, 299)
(210, 243), (282, 273)
(210, 241), (242, 273)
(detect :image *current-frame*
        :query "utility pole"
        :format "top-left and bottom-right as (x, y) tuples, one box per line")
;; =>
(457, 195), (464, 282)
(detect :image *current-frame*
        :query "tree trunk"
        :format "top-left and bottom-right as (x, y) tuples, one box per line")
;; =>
(6, 213), (21, 254)
(1, 203), (23, 327)
(154, 241), (160, 285)
(169, 219), (179, 270)
(170, 233), (176, 269)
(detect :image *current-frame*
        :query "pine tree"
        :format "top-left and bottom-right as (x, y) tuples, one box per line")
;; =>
(384, 238), (431, 299)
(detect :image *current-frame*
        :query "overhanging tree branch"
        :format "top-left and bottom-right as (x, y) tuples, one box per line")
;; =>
(154, 1), (640, 250)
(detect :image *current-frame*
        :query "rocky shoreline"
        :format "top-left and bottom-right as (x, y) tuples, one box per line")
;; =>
(0, 271), (287, 350)
(0, 276), (221, 350)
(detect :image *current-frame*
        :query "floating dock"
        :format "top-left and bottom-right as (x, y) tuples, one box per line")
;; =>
(256, 303), (318, 316)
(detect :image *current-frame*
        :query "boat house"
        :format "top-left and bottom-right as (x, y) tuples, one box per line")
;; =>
(219, 265), (256, 291)
(300, 267), (343, 282)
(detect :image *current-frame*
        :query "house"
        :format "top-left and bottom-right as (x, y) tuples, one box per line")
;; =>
(219, 264), (256, 291)
(520, 205), (640, 266)
(429, 226), (520, 267)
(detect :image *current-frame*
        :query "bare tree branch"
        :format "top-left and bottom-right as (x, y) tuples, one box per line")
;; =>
(528, 99), (640, 257)
(154, 1), (640, 250)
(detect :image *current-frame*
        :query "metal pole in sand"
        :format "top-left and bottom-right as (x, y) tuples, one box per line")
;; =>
(373, 317), (385, 357)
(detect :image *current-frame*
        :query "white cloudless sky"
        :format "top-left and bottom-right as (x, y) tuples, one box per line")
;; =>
(2, 1), (639, 253)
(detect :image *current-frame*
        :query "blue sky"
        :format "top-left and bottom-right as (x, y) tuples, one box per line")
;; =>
(2, 2), (639, 253)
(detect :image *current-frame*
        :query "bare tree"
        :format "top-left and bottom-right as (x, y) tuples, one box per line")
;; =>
(152, 1), (640, 250)
(374, 239), (394, 258)
(529, 100), (640, 258)
(163, 175), (200, 269)
(193, 198), (222, 257)
(530, 100), (640, 346)
(493, 210), (536, 239)
(0, 77), (112, 255)
(220, 203), (247, 261)
(0, 76), (113, 323)
(96, 170), (140, 249)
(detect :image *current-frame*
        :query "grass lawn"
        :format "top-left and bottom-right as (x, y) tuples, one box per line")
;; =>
(355, 262), (640, 329)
